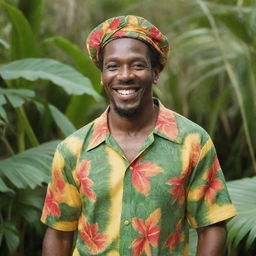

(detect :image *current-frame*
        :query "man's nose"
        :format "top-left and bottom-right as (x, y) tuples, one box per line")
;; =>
(117, 66), (134, 82)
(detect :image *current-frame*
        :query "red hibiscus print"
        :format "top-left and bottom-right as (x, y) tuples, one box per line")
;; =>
(76, 160), (96, 202)
(130, 209), (161, 256)
(80, 216), (107, 254)
(195, 156), (224, 204)
(155, 108), (178, 140)
(131, 160), (163, 196)
(166, 177), (186, 206)
(113, 30), (127, 37)
(89, 29), (104, 48)
(42, 187), (61, 219)
(149, 26), (163, 41)
(41, 164), (66, 219)
(109, 18), (120, 30)
(164, 221), (183, 252)
(166, 140), (201, 206)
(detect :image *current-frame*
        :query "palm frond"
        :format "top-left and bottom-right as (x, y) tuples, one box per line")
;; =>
(226, 176), (256, 251)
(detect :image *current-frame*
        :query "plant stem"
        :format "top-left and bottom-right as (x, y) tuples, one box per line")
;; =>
(16, 106), (39, 148)
(0, 135), (15, 155)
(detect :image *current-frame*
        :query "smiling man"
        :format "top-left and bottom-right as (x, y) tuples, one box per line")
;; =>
(41, 16), (236, 256)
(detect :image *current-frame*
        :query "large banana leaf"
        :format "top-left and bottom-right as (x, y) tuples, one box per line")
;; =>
(45, 36), (101, 91)
(0, 140), (59, 192)
(226, 176), (256, 252)
(46, 36), (103, 127)
(0, 58), (102, 100)
(0, 0), (38, 59)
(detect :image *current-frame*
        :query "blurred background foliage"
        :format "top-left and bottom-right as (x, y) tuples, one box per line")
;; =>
(0, 0), (255, 255)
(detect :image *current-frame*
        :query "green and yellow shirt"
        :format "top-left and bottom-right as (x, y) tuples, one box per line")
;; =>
(41, 99), (236, 256)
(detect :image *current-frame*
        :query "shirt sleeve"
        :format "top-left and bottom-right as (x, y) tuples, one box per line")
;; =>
(41, 141), (82, 231)
(186, 137), (237, 228)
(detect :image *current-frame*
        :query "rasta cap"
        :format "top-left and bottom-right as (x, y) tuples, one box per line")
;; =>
(86, 15), (170, 71)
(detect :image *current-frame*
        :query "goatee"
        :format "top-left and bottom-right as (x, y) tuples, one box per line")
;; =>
(113, 102), (143, 118)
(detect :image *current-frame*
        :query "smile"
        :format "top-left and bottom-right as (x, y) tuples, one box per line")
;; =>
(116, 89), (137, 95)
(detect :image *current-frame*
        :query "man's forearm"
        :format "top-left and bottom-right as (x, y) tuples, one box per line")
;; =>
(42, 227), (74, 256)
(196, 221), (227, 256)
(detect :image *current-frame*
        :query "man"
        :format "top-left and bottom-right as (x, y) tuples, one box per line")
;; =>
(41, 15), (236, 256)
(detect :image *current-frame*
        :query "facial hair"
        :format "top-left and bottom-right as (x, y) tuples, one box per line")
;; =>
(113, 101), (143, 118)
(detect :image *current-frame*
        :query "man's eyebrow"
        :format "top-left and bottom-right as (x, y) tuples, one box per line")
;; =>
(104, 56), (148, 63)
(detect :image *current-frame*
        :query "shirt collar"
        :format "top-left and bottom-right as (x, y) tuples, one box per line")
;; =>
(87, 99), (181, 151)
(153, 99), (181, 144)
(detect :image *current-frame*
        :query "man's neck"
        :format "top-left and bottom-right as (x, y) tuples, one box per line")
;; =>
(108, 101), (158, 136)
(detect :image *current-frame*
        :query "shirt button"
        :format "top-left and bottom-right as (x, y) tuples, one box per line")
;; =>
(124, 220), (130, 225)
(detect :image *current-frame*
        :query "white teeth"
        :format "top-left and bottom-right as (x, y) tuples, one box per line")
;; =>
(117, 89), (136, 95)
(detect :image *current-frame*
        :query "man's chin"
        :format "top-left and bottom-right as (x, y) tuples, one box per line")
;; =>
(114, 105), (141, 118)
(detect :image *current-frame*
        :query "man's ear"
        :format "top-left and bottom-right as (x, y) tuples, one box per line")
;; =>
(153, 67), (161, 84)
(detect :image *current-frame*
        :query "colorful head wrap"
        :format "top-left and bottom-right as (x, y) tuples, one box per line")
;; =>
(86, 15), (170, 71)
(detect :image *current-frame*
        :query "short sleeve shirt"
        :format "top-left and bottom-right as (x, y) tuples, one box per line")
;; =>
(41, 99), (236, 256)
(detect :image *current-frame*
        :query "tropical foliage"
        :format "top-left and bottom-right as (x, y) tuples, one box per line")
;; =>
(0, 0), (255, 255)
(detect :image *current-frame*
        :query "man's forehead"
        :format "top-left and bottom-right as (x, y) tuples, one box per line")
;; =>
(103, 38), (150, 55)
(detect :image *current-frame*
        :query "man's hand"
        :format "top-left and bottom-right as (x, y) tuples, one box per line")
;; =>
(196, 221), (227, 256)
(42, 227), (74, 256)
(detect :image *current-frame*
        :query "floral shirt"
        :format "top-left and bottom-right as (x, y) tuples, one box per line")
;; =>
(41, 99), (236, 256)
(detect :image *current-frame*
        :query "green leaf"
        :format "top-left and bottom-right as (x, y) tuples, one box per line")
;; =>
(0, 179), (14, 193)
(207, 87), (230, 138)
(0, 95), (6, 105)
(46, 36), (101, 91)
(0, 88), (35, 98)
(0, 106), (7, 121)
(3, 221), (19, 253)
(17, 189), (44, 210)
(0, 38), (10, 49)
(46, 36), (103, 127)
(0, 0), (38, 59)
(0, 88), (35, 108)
(0, 58), (102, 100)
(18, 0), (43, 37)
(6, 94), (25, 108)
(0, 140), (59, 191)
(227, 177), (256, 250)
(49, 104), (76, 137)
(216, 13), (254, 45)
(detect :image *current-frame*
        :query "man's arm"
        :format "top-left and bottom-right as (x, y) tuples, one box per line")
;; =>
(42, 227), (74, 256)
(196, 221), (227, 256)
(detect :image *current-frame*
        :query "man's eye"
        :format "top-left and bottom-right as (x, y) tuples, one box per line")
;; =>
(132, 63), (146, 70)
(106, 64), (118, 70)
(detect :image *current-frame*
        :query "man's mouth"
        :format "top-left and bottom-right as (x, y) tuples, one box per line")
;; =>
(113, 88), (141, 96)
(116, 89), (137, 95)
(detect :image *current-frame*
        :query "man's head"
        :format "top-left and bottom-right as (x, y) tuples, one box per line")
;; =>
(86, 16), (169, 118)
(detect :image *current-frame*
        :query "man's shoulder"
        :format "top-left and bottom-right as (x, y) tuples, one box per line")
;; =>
(171, 109), (211, 142)
(55, 117), (98, 154)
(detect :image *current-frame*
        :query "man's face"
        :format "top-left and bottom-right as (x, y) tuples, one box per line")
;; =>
(101, 38), (159, 118)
